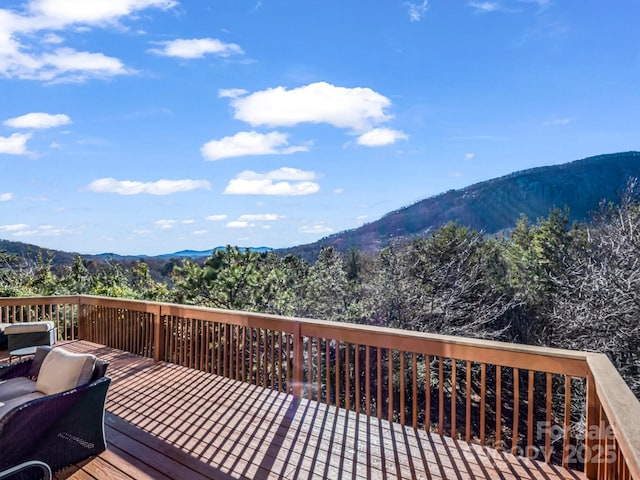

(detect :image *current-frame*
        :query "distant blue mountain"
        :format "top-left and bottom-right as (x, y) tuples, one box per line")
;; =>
(85, 246), (274, 261)
(154, 246), (273, 259)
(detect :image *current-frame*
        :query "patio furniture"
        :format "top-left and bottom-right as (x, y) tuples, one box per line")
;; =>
(0, 347), (110, 478)
(8, 346), (38, 363)
(4, 322), (57, 351)
(0, 324), (10, 350)
(0, 461), (52, 480)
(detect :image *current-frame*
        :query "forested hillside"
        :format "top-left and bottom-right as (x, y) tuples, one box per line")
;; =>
(1, 180), (640, 399)
(281, 151), (640, 260)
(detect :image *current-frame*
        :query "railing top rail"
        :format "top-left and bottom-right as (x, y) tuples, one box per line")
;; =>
(588, 354), (640, 479)
(0, 295), (79, 306)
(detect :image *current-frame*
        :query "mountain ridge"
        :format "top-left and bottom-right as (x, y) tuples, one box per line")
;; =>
(277, 151), (640, 260)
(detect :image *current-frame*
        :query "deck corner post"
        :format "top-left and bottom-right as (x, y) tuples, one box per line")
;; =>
(153, 304), (165, 362)
(77, 295), (86, 341)
(584, 367), (599, 479)
(292, 321), (304, 398)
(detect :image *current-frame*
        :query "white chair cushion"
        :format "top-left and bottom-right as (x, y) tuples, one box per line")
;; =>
(35, 348), (96, 395)
(4, 321), (55, 334)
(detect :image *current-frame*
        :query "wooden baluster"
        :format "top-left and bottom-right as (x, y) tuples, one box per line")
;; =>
(512, 368), (520, 455)
(451, 359), (457, 439)
(425, 355), (431, 432)
(496, 366), (502, 451)
(355, 344), (361, 414)
(412, 353), (418, 430)
(287, 333), (292, 394)
(480, 363), (486, 446)
(278, 331), (283, 393)
(365, 346), (371, 417)
(438, 356), (444, 436)
(400, 351), (405, 426)
(562, 376), (571, 468)
(388, 350), (394, 423)
(336, 340), (341, 408)
(544, 373), (552, 462)
(377, 348), (382, 419)
(262, 329), (268, 388)
(315, 337), (320, 402)
(345, 342), (351, 411)
(527, 370), (535, 457)
(466, 361), (472, 443)
(326, 339), (331, 406)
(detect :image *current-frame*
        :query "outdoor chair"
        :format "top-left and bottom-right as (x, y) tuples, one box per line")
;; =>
(4, 322), (57, 351)
(0, 347), (110, 479)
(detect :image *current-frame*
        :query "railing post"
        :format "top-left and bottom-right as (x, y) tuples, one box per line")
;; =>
(292, 321), (304, 398)
(77, 296), (86, 340)
(153, 304), (164, 362)
(584, 369), (600, 479)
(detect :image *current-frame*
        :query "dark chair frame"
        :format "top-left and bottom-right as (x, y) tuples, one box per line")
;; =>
(0, 357), (110, 479)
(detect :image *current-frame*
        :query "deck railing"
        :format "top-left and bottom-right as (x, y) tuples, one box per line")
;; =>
(1, 295), (638, 480)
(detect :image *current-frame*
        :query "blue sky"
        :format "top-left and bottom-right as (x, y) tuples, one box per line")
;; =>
(0, 0), (638, 256)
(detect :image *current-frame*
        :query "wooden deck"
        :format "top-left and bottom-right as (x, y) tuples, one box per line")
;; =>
(4, 341), (586, 480)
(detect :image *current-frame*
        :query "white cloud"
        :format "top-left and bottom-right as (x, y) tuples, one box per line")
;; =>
(28, 0), (176, 25)
(229, 82), (393, 132)
(4, 112), (71, 129)
(205, 214), (228, 221)
(224, 168), (320, 196)
(407, 1), (429, 22)
(0, 223), (29, 231)
(468, 1), (501, 12)
(182, 219), (195, 224)
(193, 230), (207, 235)
(226, 220), (253, 228)
(237, 213), (283, 221)
(467, 1), (522, 13)
(333, 188), (345, 195)
(300, 224), (333, 235)
(357, 128), (409, 147)
(201, 131), (309, 161)
(149, 38), (243, 58)
(155, 219), (177, 229)
(87, 178), (211, 195)
(0, 223), (71, 236)
(0, 193), (12, 201)
(465, 152), (475, 160)
(218, 88), (248, 99)
(0, 0), (175, 82)
(38, 48), (132, 82)
(0, 133), (32, 155)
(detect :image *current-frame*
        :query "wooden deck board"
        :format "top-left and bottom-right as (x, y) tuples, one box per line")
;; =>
(3, 341), (586, 480)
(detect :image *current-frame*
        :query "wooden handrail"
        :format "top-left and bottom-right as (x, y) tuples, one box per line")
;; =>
(1, 295), (638, 479)
(587, 354), (640, 479)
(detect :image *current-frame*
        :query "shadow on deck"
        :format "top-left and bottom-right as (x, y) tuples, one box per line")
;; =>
(2, 341), (586, 480)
